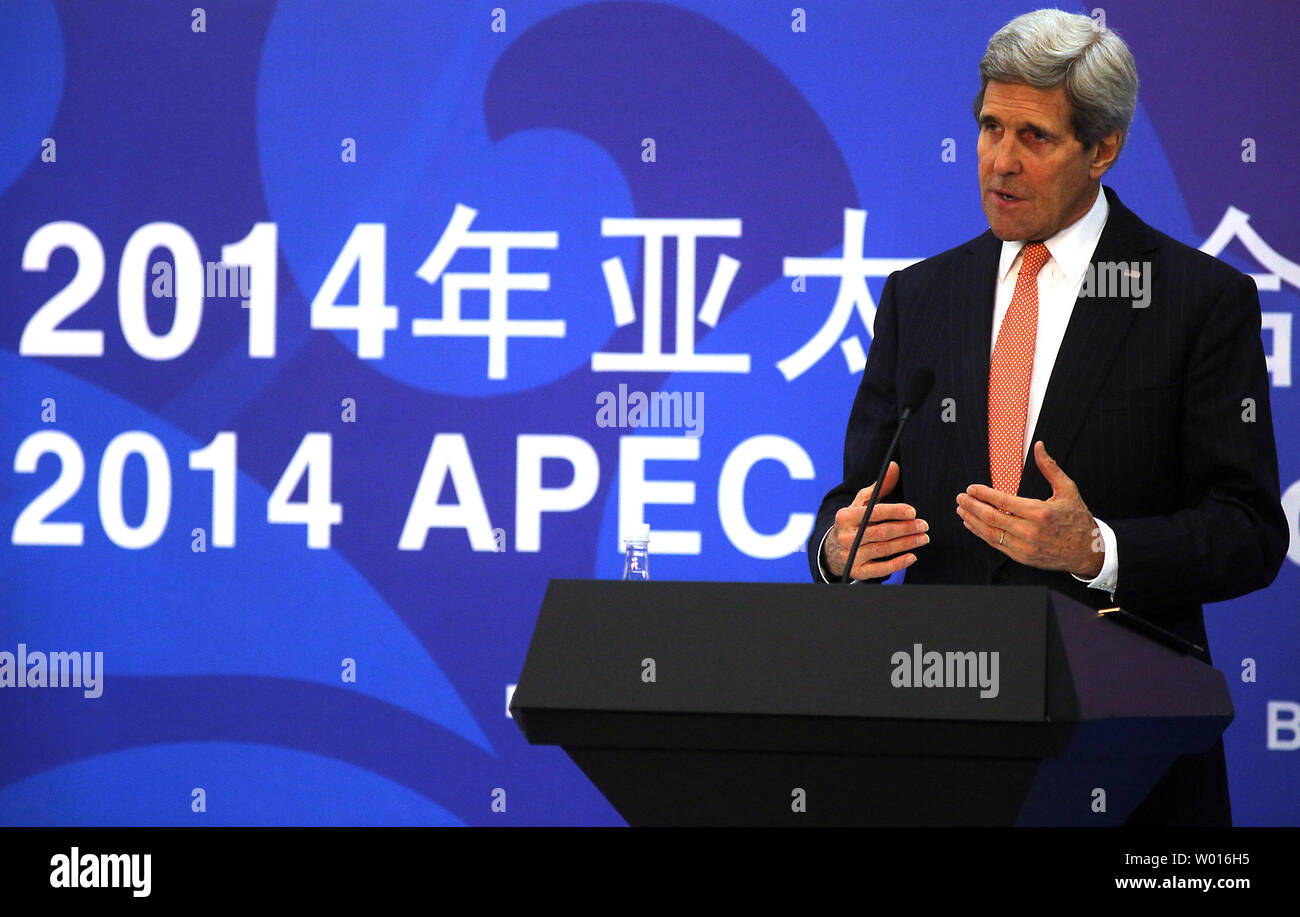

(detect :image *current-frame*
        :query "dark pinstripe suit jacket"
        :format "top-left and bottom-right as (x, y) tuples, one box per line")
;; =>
(807, 186), (1288, 824)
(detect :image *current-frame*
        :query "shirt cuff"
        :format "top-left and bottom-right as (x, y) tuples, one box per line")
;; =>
(817, 526), (861, 584)
(1071, 516), (1118, 600)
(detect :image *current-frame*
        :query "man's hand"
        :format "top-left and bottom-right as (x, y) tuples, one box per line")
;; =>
(955, 441), (1103, 577)
(825, 461), (931, 580)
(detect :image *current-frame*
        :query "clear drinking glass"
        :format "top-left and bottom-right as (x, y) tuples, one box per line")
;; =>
(622, 527), (650, 580)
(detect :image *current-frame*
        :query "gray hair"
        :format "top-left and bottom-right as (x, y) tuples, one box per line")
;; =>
(973, 8), (1138, 158)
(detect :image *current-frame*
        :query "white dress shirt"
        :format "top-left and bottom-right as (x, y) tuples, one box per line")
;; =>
(820, 186), (1118, 598)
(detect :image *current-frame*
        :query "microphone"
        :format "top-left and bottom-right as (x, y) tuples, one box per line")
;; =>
(840, 368), (935, 584)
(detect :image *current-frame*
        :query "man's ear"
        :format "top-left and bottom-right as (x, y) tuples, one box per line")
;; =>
(1089, 130), (1123, 178)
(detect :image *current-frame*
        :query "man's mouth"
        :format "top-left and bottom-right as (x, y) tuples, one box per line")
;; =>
(993, 190), (1021, 202)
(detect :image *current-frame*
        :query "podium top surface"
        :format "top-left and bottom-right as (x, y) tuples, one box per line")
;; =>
(512, 581), (1230, 727)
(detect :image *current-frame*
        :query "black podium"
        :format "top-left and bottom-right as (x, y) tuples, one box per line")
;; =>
(510, 580), (1232, 826)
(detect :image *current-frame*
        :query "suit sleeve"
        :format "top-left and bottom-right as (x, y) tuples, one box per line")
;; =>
(806, 270), (906, 582)
(1107, 272), (1289, 611)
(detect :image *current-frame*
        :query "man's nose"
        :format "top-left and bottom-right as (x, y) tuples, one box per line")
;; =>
(992, 137), (1021, 175)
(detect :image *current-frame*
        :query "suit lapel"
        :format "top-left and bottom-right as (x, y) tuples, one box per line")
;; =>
(1018, 187), (1160, 500)
(953, 231), (1001, 491)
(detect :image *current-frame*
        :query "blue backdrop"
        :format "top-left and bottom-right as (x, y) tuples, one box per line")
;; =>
(2, 0), (1296, 825)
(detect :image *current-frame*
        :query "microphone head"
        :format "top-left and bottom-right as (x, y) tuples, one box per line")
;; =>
(903, 367), (935, 412)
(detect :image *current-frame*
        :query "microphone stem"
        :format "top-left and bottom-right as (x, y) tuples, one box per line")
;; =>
(840, 408), (914, 585)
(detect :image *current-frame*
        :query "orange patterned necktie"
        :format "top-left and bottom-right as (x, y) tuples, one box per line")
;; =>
(988, 241), (1049, 495)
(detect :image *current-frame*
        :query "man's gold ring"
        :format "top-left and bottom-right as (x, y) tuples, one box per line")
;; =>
(998, 530), (1006, 545)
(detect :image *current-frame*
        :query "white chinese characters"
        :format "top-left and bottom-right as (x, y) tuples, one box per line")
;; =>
(592, 217), (748, 373)
(413, 203), (564, 380)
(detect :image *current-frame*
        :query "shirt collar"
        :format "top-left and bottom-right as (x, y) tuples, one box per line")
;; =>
(996, 186), (1110, 286)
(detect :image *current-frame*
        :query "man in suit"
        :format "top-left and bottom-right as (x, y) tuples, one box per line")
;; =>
(808, 9), (1288, 825)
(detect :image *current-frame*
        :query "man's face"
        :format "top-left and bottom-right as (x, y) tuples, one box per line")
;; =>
(977, 80), (1102, 241)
